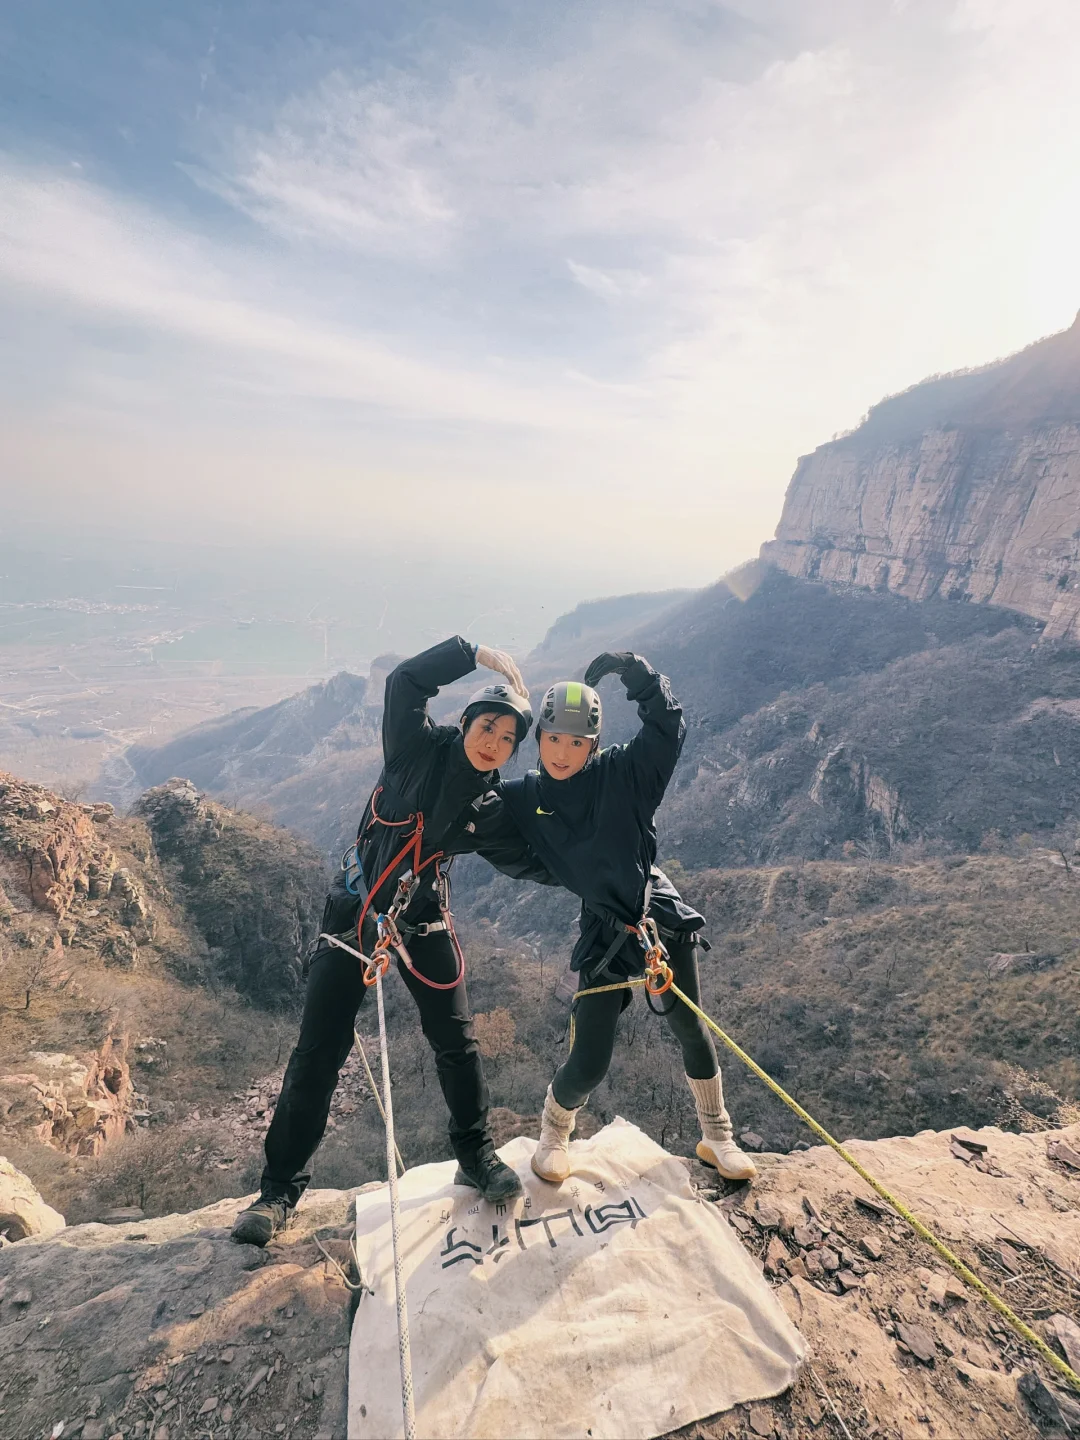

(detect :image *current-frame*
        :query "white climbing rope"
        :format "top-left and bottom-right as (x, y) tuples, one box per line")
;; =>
(321, 930), (416, 1439)
(372, 958), (417, 1440)
(353, 1026), (406, 1176)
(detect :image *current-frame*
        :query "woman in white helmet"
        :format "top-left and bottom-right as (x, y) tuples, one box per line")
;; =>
(499, 652), (757, 1186)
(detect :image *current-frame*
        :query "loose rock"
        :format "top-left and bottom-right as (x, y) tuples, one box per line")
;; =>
(1048, 1138), (1080, 1171)
(763, 1237), (789, 1276)
(895, 1321), (937, 1364)
(241, 1365), (270, 1401)
(748, 1404), (775, 1437)
(1048, 1313), (1080, 1373)
(859, 1234), (883, 1262)
(997, 1242), (1023, 1276)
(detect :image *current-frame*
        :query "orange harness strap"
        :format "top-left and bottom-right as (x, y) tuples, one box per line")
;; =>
(355, 789), (463, 991)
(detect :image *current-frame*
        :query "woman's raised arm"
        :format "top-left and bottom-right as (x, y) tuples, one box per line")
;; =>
(584, 651), (685, 813)
(381, 635), (478, 765)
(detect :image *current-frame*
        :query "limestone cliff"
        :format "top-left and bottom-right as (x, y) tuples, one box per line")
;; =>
(762, 311), (1080, 640)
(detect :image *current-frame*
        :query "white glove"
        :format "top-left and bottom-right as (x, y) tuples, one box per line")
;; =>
(475, 644), (529, 698)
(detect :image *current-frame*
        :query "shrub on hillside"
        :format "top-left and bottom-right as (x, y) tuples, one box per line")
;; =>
(136, 779), (326, 1004)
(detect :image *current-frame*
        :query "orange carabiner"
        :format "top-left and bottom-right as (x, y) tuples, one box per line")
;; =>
(362, 946), (391, 987)
(644, 955), (673, 996)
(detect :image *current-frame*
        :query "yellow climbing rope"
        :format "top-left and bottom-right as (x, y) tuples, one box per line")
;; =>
(568, 976), (1080, 1395)
(568, 975), (649, 1049)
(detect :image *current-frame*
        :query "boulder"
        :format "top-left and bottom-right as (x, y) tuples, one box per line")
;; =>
(0, 1155), (65, 1242)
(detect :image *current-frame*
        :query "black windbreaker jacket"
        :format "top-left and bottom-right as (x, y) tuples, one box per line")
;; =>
(354, 635), (551, 924)
(499, 656), (704, 980)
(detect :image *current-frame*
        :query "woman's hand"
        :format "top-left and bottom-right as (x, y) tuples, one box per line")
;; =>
(583, 652), (637, 688)
(475, 644), (529, 698)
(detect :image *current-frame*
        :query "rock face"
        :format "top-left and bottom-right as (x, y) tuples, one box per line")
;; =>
(762, 312), (1080, 641)
(0, 1156), (65, 1242)
(2, 1038), (135, 1158)
(0, 778), (129, 925)
(0, 769), (325, 1193)
(0, 1185), (358, 1440)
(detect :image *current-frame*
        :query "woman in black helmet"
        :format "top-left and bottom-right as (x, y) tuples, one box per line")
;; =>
(499, 653), (757, 1186)
(232, 636), (548, 1246)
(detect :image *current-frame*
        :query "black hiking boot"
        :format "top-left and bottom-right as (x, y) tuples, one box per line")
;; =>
(230, 1195), (291, 1247)
(453, 1152), (524, 1203)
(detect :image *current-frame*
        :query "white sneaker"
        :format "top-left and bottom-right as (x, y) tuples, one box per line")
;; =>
(697, 1137), (758, 1182)
(686, 1072), (758, 1181)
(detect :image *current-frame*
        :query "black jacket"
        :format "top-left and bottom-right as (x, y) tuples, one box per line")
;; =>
(356, 635), (550, 923)
(499, 656), (703, 980)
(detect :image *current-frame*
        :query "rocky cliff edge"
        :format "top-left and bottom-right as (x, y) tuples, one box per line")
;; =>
(2, 1118), (1079, 1440)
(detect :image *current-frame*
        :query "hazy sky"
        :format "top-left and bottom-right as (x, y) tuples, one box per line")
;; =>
(2, 0), (1079, 594)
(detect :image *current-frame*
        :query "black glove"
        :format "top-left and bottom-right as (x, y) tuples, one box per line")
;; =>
(584, 652), (637, 688)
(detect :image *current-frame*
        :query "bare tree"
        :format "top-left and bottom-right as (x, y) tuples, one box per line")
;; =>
(854, 826), (878, 880)
(21, 947), (52, 1011)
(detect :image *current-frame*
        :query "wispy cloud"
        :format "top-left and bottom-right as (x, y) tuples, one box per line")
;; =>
(2, 0), (1080, 584)
(0, 159), (633, 431)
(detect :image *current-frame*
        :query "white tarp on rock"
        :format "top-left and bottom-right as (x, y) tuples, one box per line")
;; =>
(348, 1118), (805, 1440)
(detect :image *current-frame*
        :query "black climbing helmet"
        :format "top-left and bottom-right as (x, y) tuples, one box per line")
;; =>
(535, 680), (602, 740)
(460, 683), (533, 746)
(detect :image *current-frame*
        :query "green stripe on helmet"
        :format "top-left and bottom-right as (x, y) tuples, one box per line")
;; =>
(565, 681), (583, 708)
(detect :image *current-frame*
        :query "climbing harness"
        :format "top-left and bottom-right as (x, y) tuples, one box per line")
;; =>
(320, 925), (417, 1439)
(374, 872), (466, 992)
(568, 919), (671, 1048)
(342, 790), (467, 992)
(564, 926), (1080, 1397)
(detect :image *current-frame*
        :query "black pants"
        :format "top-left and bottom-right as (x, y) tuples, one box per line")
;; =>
(553, 937), (717, 1110)
(261, 929), (489, 1206)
